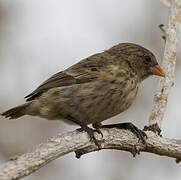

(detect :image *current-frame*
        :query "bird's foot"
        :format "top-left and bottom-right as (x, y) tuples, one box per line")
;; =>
(92, 122), (103, 138)
(143, 123), (162, 136)
(66, 116), (102, 147)
(101, 122), (147, 144)
(77, 126), (102, 147)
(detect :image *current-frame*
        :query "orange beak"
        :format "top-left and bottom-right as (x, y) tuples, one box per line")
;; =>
(150, 65), (165, 77)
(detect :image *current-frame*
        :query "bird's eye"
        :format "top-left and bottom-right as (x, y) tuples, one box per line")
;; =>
(144, 56), (151, 63)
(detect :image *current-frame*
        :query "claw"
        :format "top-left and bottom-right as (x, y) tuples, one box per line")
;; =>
(101, 122), (147, 144)
(93, 128), (103, 138)
(77, 126), (101, 147)
(130, 125), (147, 144)
(66, 116), (102, 147)
(143, 123), (161, 136)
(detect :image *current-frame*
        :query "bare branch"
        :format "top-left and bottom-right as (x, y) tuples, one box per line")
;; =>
(0, 129), (181, 180)
(149, 0), (181, 128)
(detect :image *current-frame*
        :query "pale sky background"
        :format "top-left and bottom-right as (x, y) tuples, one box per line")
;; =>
(0, 1), (181, 180)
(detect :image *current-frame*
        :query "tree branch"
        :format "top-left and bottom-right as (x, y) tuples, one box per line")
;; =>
(149, 0), (181, 128)
(0, 129), (181, 180)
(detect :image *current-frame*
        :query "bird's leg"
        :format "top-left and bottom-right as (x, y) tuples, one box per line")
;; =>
(66, 116), (102, 146)
(143, 123), (162, 136)
(92, 122), (102, 129)
(100, 122), (147, 144)
(92, 122), (103, 138)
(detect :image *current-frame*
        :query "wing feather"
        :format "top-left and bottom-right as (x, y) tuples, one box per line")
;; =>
(25, 53), (106, 101)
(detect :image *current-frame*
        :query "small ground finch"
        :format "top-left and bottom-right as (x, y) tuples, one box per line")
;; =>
(1, 43), (165, 145)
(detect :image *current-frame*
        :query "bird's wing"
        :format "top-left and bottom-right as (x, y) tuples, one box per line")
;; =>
(25, 53), (106, 101)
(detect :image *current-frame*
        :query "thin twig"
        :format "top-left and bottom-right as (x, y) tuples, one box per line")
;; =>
(149, 0), (181, 129)
(0, 129), (181, 180)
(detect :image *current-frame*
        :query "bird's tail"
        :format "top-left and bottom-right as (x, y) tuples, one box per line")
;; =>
(1, 103), (30, 120)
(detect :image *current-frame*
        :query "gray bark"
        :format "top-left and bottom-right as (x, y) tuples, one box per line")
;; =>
(0, 129), (181, 180)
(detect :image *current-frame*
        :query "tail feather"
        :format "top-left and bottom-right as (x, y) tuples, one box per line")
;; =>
(1, 103), (30, 119)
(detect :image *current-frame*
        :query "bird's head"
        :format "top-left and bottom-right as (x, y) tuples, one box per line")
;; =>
(117, 43), (165, 81)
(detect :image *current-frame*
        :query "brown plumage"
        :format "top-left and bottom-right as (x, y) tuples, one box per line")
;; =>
(1, 43), (164, 144)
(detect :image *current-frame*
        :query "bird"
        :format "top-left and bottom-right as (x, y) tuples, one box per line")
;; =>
(1, 43), (165, 145)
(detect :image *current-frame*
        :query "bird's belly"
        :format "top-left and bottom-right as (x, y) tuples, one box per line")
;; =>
(86, 87), (138, 124)
(66, 82), (139, 125)
(35, 82), (139, 125)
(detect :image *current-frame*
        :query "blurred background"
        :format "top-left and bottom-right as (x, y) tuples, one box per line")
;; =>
(0, 0), (181, 179)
